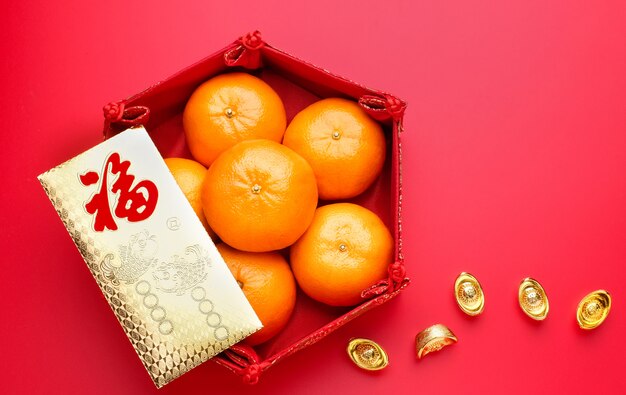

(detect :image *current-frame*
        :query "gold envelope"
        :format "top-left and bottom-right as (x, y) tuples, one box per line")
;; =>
(38, 127), (262, 388)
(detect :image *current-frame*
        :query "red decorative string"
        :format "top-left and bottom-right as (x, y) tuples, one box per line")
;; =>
(224, 30), (264, 69)
(219, 343), (269, 384)
(388, 260), (407, 285)
(240, 364), (261, 385)
(359, 94), (407, 121)
(102, 101), (150, 136)
(242, 30), (263, 50)
(361, 260), (408, 299)
(103, 101), (125, 122)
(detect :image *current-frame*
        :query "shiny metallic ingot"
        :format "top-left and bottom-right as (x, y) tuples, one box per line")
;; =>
(577, 290), (611, 330)
(454, 272), (485, 316)
(347, 338), (389, 371)
(415, 324), (458, 359)
(518, 277), (549, 320)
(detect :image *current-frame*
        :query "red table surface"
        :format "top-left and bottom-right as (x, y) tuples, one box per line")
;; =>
(2, 1), (625, 394)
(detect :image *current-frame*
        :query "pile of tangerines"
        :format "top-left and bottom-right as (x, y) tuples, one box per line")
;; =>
(166, 73), (392, 345)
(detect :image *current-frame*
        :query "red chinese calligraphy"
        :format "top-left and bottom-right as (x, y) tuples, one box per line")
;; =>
(79, 153), (158, 232)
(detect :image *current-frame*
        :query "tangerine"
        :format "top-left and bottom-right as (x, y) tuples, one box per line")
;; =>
(290, 203), (393, 306)
(183, 72), (286, 166)
(282, 98), (386, 200)
(164, 157), (216, 239)
(202, 139), (318, 252)
(217, 243), (296, 345)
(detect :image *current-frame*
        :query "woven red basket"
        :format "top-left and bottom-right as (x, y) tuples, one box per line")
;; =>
(102, 31), (409, 384)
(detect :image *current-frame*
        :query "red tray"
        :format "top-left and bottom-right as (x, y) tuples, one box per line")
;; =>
(102, 31), (409, 384)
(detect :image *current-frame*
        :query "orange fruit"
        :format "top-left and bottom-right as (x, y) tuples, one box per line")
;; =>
(183, 72), (287, 166)
(290, 203), (393, 306)
(282, 98), (386, 200)
(202, 139), (318, 252)
(217, 243), (296, 345)
(164, 158), (216, 240)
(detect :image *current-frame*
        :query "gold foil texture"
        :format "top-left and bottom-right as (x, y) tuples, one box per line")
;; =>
(38, 127), (262, 388)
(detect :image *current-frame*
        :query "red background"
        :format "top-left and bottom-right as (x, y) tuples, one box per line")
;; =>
(2, 1), (626, 394)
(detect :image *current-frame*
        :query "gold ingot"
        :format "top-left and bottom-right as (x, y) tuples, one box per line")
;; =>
(518, 277), (549, 320)
(454, 272), (485, 316)
(577, 290), (611, 330)
(415, 324), (458, 359)
(347, 338), (389, 371)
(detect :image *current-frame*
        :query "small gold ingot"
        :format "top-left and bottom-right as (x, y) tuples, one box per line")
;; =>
(518, 277), (549, 320)
(347, 338), (388, 371)
(251, 184), (262, 194)
(332, 131), (341, 140)
(577, 290), (611, 330)
(224, 107), (235, 118)
(415, 324), (457, 359)
(454, 272), (484, 316)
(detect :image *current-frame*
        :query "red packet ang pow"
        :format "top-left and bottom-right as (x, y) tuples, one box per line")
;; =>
(38, 126), (262, 388)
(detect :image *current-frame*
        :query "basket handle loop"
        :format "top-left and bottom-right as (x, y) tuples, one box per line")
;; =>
(224, 30), (264, 69)
(102, 100), (150, 137)
(358, 94), (406, 122)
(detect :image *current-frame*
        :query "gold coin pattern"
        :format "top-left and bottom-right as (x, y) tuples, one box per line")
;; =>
(136, 280), (174, 335)
(191, 286), (230, 341)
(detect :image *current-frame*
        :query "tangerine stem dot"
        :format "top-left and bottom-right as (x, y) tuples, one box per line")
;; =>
(339, 244), (347, 252)
(225, 107), (234, 118)
(251, 184), (262, 194)
(332, 131), (341, 140)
